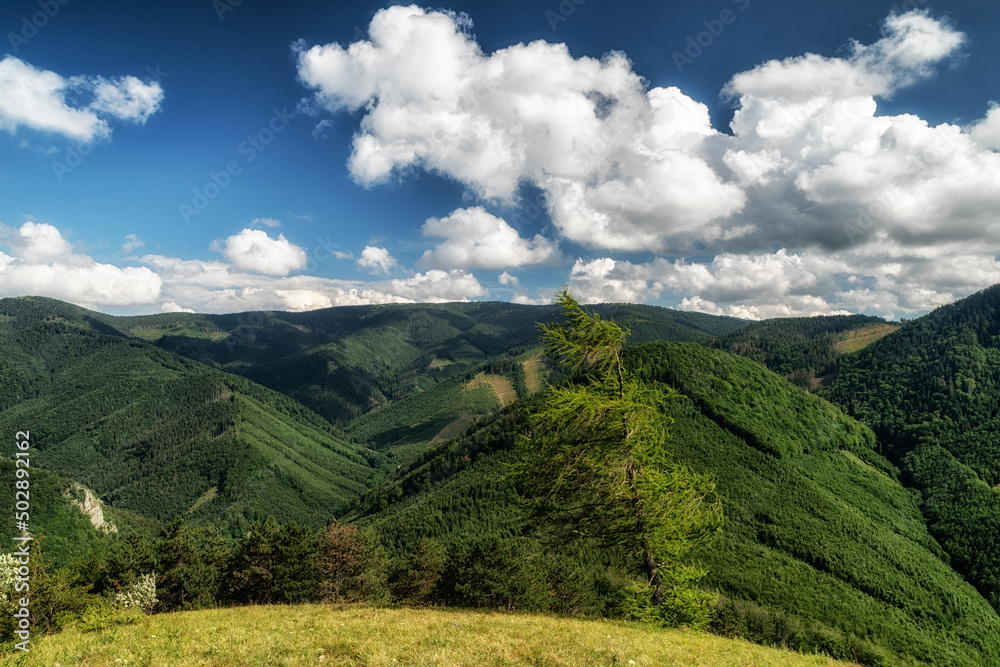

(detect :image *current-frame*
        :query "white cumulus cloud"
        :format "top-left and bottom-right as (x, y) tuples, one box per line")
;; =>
(0, 222), (161, 309)
(297, 8), (1000, 319)
(295, 5), (744, 252)
(418, 207), (561, 269)
(389, 269), (487, 302)
(0, 56), (163, 142)
(357, 246), (398, 274)
(215, 229), (307, 276)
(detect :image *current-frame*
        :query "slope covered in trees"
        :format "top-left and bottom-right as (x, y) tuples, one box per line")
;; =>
(5, 294), (1000, 664)
(347, 341), (1000, 666)
(92, 301), (747, 426)
(822, 284), (1000, 611)
(710, 315), (896, 389)
(0, 297), (383, 545)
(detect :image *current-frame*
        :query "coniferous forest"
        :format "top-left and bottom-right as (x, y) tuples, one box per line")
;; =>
(2, 292), (1000, 665)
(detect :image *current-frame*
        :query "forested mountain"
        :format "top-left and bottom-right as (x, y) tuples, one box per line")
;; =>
(0, 296), (745, 562)
(348, 342), (1000, 666)
(93, 301), (746, 426)
(823, 284), (1000, 612)
(6, 293), (1000, 665)
(0, 296), (383, 540)
(710, 315), (897, 389)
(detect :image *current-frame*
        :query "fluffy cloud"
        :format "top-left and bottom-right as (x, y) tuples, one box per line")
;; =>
(567, 253), (854, 319)
(566, 257), (665, 305)
(970, 102), (1000, 150)
(295, 6), (743, 252)
(357, 246), (398, 274)
(418, 207), (561, 269)
(722, 10), (992, 252)
(215, 229), (307, 276)
(498, 271), (518, 287)
(0, 222), (161, 308)
(389, 269), (487, 302)
(724, 12), (964, 103)
(138, 254), (413, 313)
(0, 221), (494, 314)
(122, 234), (144, 253)
(294, 6), (976, 252)
(566, 241), (1000, 320)
(299, 8), (1000, 318)
(0, 56), (163, 142)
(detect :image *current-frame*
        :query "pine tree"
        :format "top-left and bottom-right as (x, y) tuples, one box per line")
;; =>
(517, 288), (722, 625)
(226, 517), (321, 605)
(155, 518), (230, 611)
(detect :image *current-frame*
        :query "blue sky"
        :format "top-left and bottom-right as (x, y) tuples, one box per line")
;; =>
(2, 0), (1000, 318)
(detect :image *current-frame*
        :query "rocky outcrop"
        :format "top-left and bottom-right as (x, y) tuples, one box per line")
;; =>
(63, 483), (118, 534)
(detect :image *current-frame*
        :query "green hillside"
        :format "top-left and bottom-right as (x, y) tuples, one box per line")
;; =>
(344, 355), (531, 462)
(0, 297), (383, 544)
(350, 342), (1000, 666)
(88, 301), (746, 426)
(5, 295), (1000, 664)
(0, 458), (154, 568)
(822, 284), (1000, 612)
(710, 315), (896, 389)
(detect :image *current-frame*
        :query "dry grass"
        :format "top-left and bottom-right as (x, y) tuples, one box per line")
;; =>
(832, 324), (900, 354)
(521, 358), (544, 395)
(464, 374), (517, 407)
(10, 604), (857, 667)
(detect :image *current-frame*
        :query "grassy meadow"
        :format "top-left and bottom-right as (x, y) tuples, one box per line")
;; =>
(8, 605), (856, 667)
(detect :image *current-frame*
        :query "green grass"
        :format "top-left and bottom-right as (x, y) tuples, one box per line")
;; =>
(13, 604), (855, 666)
(187, 486), (218, 514)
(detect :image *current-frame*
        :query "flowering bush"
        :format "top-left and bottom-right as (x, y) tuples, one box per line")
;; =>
(114, 572), (158, 614)
(0, 553), (19, 613)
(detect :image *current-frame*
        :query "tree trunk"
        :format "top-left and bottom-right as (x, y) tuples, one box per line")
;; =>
(645, 547), (662, 606)
(629, 464), (662, 605)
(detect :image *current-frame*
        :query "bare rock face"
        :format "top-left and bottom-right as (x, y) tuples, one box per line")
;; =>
(63, 483), (118, 534)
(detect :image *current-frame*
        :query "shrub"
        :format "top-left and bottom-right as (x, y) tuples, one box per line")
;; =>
(114, 572), (158, 614)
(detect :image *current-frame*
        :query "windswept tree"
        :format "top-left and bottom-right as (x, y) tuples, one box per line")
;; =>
(516, 288), (722, 626)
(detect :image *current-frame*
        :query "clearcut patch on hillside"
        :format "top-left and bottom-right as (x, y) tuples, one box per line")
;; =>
(833, 324), (900, 354)
(465, 373), (517, 407)
(522, 357), (545, 395)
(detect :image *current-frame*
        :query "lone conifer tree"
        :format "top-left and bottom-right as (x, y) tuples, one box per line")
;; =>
(517, 288), (722, 625)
